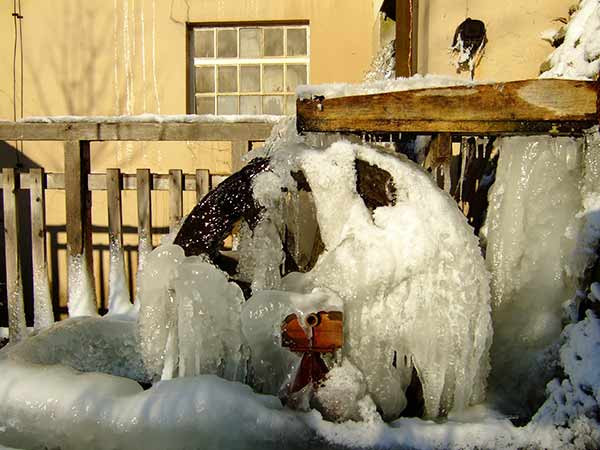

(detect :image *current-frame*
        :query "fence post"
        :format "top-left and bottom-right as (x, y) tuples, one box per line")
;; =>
(195, 169), (210, 203)
(64, 140), (97, 316)
(231, 141), (250, 173)
(29, 168), (54, 329)
(136, 169), (153, 272)
(169, 169), (183, 233)
(3, 168), (27, 342)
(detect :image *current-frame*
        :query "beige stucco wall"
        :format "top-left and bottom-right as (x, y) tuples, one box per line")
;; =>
(0, 0), (381, 312)
(416, 0), (569, 80)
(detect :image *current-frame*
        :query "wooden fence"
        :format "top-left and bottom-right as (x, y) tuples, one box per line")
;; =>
(0, 118), (275, 342)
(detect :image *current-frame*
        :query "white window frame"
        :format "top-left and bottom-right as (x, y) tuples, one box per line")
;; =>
(191, 24), (310, 115)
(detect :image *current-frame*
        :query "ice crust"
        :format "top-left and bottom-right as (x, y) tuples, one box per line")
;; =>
(67, 254), (98, 317)
(107, 238), (134, 316)
(483, 136), (582, 414)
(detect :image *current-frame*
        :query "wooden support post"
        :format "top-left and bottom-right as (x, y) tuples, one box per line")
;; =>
(106, 168), (131, 312)
(136, 169), (153, 269)
(64, 140), (97, 316)
(29, 168), (54, 329)
(395, 0), (419, 77)
(425, 133), (453, 191)
(231, 140), (249, 173)
(195, 169), (210, 203)
(169, 169), (183, 232)
(3, 168), (27, 341)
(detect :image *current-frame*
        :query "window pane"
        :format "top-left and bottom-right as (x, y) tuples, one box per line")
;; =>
(196, 96), (215, 114)
(218, 66), (238, 93)
(240, 66), (260, 92)
(264, 28), (283, 56)
(263, 96), (283, 115)
(195, 66), (215, 93)
(218, 96), (238, 115)
(263, 65), (283, 93)
(217, 29), (237, 57)
(194, 29), (214, 58)
(287, 28), (307, 56)
(285, 95), (297, 115)
(240, 28), (262, 58)
(286, 64), (307, 92)
(240, 96), (261, 115)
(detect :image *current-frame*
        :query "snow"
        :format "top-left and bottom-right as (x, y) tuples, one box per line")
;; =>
(482, 136), (582, 416)
(18, 113), (284, 124)
(540, 0), (600, 79)
(296, 74), (480, 100)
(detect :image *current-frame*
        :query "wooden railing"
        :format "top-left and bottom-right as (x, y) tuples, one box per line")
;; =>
(0, 118), (276, 341)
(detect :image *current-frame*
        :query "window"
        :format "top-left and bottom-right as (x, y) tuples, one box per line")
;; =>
(190, 24), (310, 115)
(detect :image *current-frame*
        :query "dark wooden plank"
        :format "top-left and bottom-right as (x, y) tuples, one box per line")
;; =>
(0, 121), (275, 141)
(395, 0), (419, 77)
(29, 168), (54, 329)
(169, 169), (183, 232)
(106, 169), (124, 248)
(64, 140), (96, 314)
(2, 168), (27, 341)
(136, 169), (153, 269)
(195, 169), (210, 203)
(297, 79), (598, 135)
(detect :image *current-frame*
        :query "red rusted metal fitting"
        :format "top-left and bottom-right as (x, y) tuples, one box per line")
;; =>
(281, 311), (343, 396)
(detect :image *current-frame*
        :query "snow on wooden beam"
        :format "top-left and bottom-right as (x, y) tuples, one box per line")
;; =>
(297, 79), (598, 135)
(0, 121), (274, 141)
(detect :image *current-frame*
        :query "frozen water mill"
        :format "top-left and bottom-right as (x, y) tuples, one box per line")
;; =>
(0, 129), (500, 449)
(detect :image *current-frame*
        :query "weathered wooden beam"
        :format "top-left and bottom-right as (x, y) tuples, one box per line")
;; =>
(0, 171), (226, 191)
(136, 169), (153, 270)
(169, 169), (183, 232)
(29, 168), (54, 329)
(297, 79), (598, 135)
(395, 0), (419, 77)
(2, 168), (27, 341)
(64, 140), (96, 316)
(195, 169), (210, 203)
(231, 140), (249, 173)
(0, 121), (274, 142)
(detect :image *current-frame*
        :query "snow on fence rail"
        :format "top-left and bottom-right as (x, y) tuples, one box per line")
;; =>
(0, 118), (276, 342)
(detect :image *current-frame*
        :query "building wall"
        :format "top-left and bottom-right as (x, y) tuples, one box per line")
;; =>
(416, 0), (569, 81)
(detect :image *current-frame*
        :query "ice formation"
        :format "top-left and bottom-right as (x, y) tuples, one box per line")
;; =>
(66, 254), (98, 317)
(107, 238), (134, 316)
(237, 138), (493, 420)
(137, 244), (245, 382)
(32, 262), (53, 330)
(483, 136), (582, 415)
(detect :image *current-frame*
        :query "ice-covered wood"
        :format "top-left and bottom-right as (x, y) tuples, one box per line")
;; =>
(2, 168), (27, 342)
(297, 79), (598, 135)
(136, 169), (153, 272)
(29, 168), (54, 329)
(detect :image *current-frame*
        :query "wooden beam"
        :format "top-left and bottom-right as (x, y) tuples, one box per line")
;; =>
(0, 121), (275, 142)
(195, 169), (210, 203)
(297, 79), (598, 135)
(395, 0), (419, 77)
(2, 168), (27, 341)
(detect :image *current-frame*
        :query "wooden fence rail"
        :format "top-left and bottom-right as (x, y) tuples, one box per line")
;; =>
(0, 119), (275, 342)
